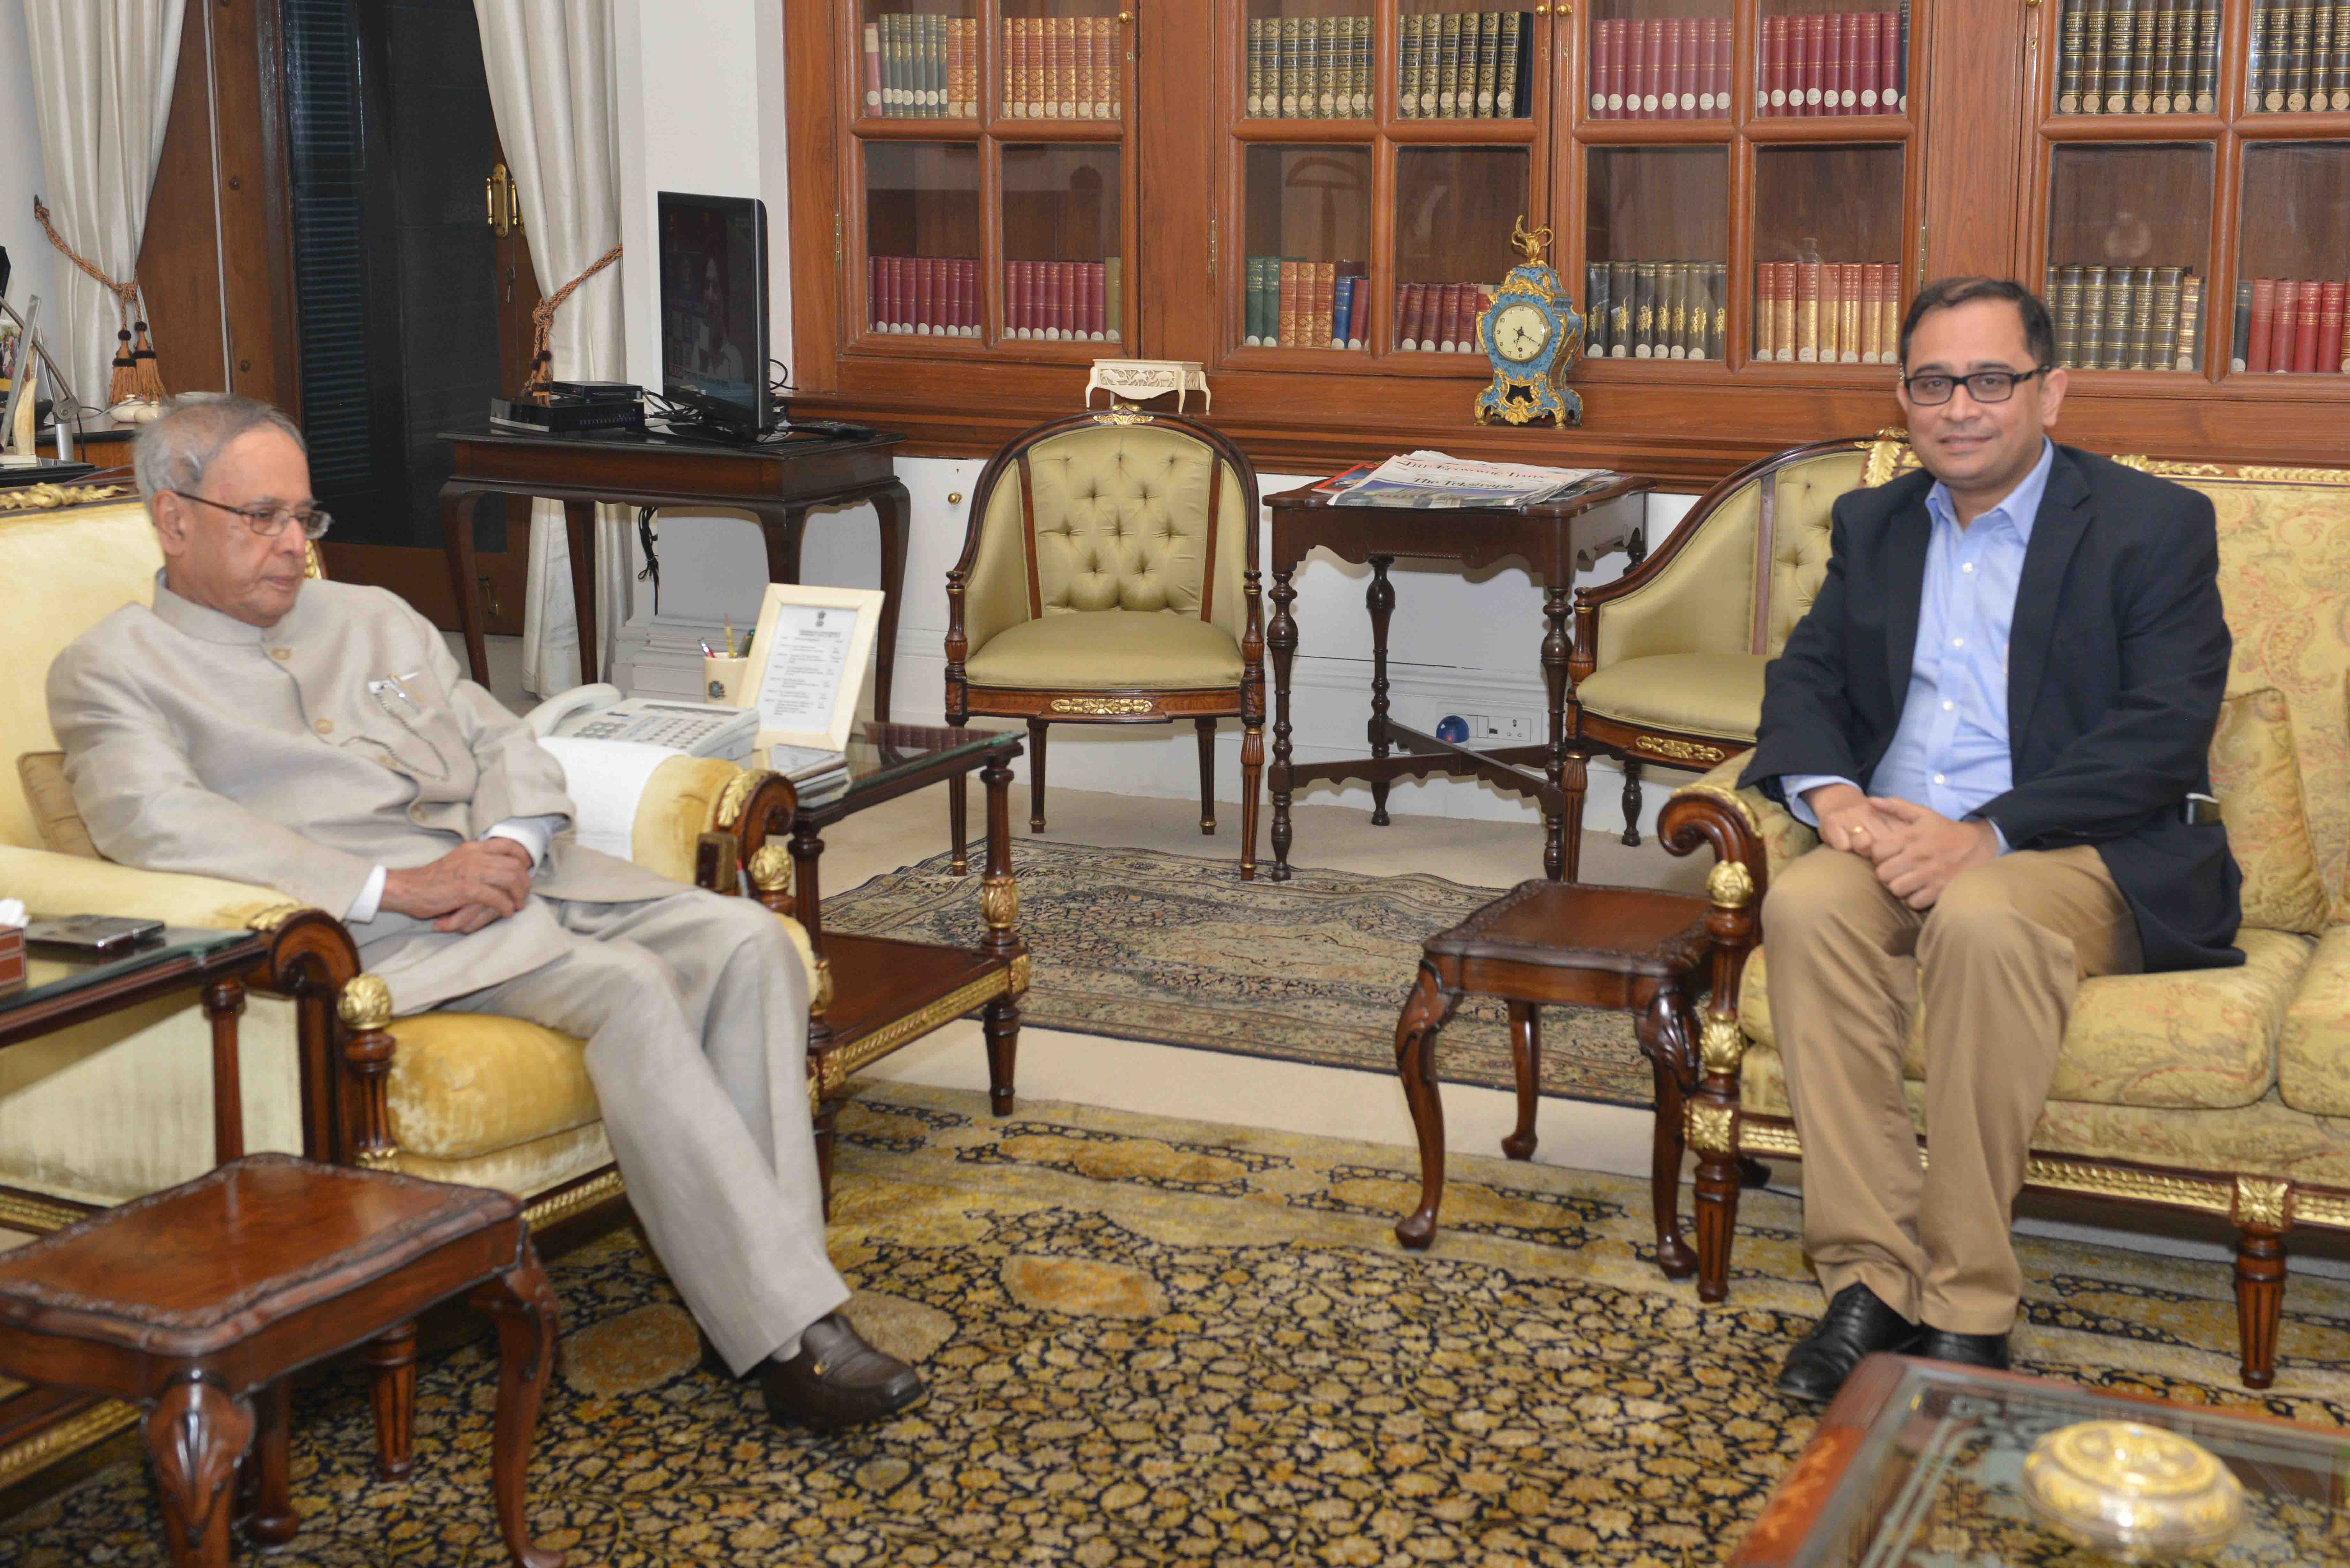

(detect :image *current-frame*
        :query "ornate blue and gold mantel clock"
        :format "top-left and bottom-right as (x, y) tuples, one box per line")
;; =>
(1473, 216), (1583, 428)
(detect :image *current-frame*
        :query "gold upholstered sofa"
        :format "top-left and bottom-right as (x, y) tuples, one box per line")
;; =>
(0, 485), (806, 1484)
(1647, 434), (2350, 1389)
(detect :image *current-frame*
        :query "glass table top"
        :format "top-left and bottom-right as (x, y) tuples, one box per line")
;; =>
(0, 928), (254, 1019)
(1794, 1361), (2350, 1566)
(771, 722), (1020, 811)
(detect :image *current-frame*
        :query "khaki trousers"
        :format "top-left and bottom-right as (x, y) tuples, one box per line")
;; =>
(1762, 844), (2141, 1333)
(444, 889), (850, 1374)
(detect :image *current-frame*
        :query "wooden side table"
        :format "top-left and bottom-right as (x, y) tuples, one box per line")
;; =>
(1261, 477), (1653, 884)
(1390, 878), (1726, 1270)
(0, 1155), (560, 1567)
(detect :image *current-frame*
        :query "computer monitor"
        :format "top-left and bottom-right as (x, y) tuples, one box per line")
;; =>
(658, 192), (771, 436)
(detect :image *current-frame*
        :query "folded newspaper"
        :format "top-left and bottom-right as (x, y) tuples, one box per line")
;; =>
(1328, 451), (1617, 509)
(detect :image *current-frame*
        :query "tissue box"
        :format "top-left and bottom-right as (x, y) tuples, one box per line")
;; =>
(0, 926), (21, 991)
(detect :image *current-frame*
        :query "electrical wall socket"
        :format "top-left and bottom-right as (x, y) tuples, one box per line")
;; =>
(1464, 712), (1536, 743)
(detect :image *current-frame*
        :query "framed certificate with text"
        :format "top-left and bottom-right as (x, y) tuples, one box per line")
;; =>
(739, 583), (886, 753)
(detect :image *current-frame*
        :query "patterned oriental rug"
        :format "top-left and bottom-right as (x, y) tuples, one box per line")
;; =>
(824, 842), (1659, 1109)
(12, 1085), (2350, 1567)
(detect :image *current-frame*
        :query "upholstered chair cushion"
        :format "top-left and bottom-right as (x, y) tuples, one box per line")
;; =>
(1572, 652), (1770, 742)
(1763, 452), (1865, 655)
(383, 1011), (603, 1161)
(963, 609), (1244, 690)
(1589, 482), (1759, 668)
(2208, 688), (2331, 935)
(14, 752), (99, 860)
(2280, 927), (2350, 1116)
(1027, 427), (1215, 616)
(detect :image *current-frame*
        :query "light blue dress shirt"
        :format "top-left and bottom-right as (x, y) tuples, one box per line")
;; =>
(1783, 437), (2056, 851)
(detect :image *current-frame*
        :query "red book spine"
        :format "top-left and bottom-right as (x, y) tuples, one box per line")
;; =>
(1762, 16), (1784, 114)
(1881, 10), (1900, 114)
(1709, 16), (1729, 117)
(1003, 260), (1021, 336)
(1058, 262), (1075, 338)
(1402, 283), (1429, 347)
(1848, 13), (1868, 111)
(879, 256), (898, 330)
(2293, 279), (2323, 373)
(1590, 19), (1610, 117)
(960, 258), (976, 335)
(1807, 15), (1828, 115)
(921, 256), (939, 332)
(2247, 278), (2276, 373)
(1668, 18), (1689, 118)
(1826, 11), (1848, 114)
(1439, 283), (1465, 350)
(1790, 15), (1810, 115)
(1640, 19), (1663, 117)
(2269, 280), (2300, 372)
(2322, 282), (2347, 377)
(1622, 20), (1642, 117)
(869, 254), (883, 330)
(1609, 19), (1629, 116)
(1857, 12), (1881, 112)
(1022, 260), (1040, 337)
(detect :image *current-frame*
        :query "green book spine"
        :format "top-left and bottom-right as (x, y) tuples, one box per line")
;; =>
(1585, 263), (1610, 357)
(1300, 18), (1321, 117)
(1399, 13), (1423, 117)
(2232, 279), (2255, 369)
(882, 14), (900, 116)
(1244, 256), (1262, 344)
(928, 15), (945, 117)
(2332, 0), (2350, 108)
(2080, 0), (2110, 111)
(1438, 12), (1462, 118)
(1279, 18), (1299, 117)
(1634, 261), (1660, 358)
(2105, 0), (2136, 111)
(2170, 0), (2201, 108)
(1497, 10), (1522, 118)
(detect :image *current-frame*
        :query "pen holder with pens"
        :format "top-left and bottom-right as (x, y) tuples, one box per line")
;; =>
(703, 654), (751, 705)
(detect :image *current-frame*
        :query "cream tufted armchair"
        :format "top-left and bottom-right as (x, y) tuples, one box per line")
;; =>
(945, 410), (1266, 877)
(1563, 435), (1858, 852)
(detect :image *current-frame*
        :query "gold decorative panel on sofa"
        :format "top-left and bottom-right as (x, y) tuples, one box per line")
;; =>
(1652, 434), (2350, 1390)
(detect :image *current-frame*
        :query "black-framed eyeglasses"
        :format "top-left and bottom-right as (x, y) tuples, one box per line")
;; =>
(1899, 366), (2052, 406)
(167, 489), (332, 541)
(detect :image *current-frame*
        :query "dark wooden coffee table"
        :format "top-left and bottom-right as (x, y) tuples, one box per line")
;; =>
(1391, 878), (1743, 1270)
(1732, 1353), (2350, 1565)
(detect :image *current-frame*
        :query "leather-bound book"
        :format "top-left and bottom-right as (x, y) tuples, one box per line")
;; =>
(1653, 263), (1679, 357)
(1795, 261), (1821, 361)
(1757, 15), (1781, 115)
(2292, 276), (2322, 371)
(1706, 16), (1729, 116)
(1755, 263), (1779, 360)
(2149, 265), (2183, 368)
(1355, 15), (1373, 117)
(1475, 10), (1500, 117)
(1056, 16), (1077, 117)
(1277, 259), (1300, 347)
(1816, 261), (1841, 360)
(2313, 3), (2338, 110)
(2331, 0), (2349, 109)
(2170, 271), (2200, 368)
(914, 256), (936, 333)
(1101, 14), (1120, 118)
(2244, 277), (2275, 370)
(2194, 0), (2219, 109)
(1773, 262), (1798, 359)
(2150, 0), (2179, 109)
(1431, 12), (1456, 117)
(1313, 262), (1336, 348)
(2267, 279), (2300, 370)
(1448, 282), (1477, 352)
(1587, 17), (1610, 117)
(1629, 17), (1653, 116)
(2262, 0), (2290, 108)
(2125, 0), (2154, 108)
(1394, 282), (1423, 351)
(1496, 11), (1522, 117)
(1845, 262), (1869, 361)
(2078, 0), (2109, 112)
(1796, 14), (1819, 114)
(2097, 267), (2132, 367)
(1847, 13), (1869, 112)
(1608, 262), (1633, 355)
(867, 254), (883, 331)
(2287, 1), (2315, 109)
(1879, 8), (1900, 112)
(2123, 265), (2154, 367)
(1245, 257), (1269, 345)
(1246, 17), (1264, 116)
(2054, 263), (2086, 364)
(1819, 11), (1843, 115)
(2075, 266), (2106, 367)
(1659, 17), (1683, 118)
(1404, 13), (1429, 119)
(2170, 0), (2201, 109)
(1586, 264), (1611, 357)
(2058, 0), (2087, 111)
(1855, 12), (1880, 111)
(2321, 281), (2346, 374)
(2104, 0), (2135, 110)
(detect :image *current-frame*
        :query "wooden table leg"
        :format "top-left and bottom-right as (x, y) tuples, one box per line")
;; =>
(1392, 962), (1461, 1250)
(1541, 580), (1572, 881)
(1366, 556), (1395, 827)
(1503, 1001), (1540, 1160)
(1267, 563), (1299, 882)
(754, 503), (808, 587)
(1641, 991), (1698, 1279)
(247, 1380), (298, 1546)
(203, 978), (245, 1165)
(365, 1321), (417, 1478)
(560, 500), (599, 685)
(146, 1374), (253, 1568)
(948, 774), (969, 875)
(792, 818), (832, 1049)
(870, 481), (911, 723)
(468, 1244), (565, 1568)
(439, 484), (492, 687)
(979, 749), (1023, 1114)
(1025, 718), (1049, 833)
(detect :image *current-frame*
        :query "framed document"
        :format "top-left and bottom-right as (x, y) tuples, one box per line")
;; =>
(738, 583), (885, 752)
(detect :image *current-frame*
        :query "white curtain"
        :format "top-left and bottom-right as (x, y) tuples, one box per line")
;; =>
(476, 0), (629, 695)
(21, 0), (184, 416)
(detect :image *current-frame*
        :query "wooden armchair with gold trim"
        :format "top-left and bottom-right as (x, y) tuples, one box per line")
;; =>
(944, 409), (1266, 877)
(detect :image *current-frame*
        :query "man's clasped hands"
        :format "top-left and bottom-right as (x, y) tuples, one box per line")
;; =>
(1802, 782), (2001, 910)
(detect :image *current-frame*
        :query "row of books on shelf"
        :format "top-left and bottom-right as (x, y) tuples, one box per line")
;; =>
(1397, 12), (1534, 120)
(1397, 281), (1499, 354)
(1244, 15), (1373, 119)
(1757, 11), (1909, 117)
(2247, 0), (2350, 112)
(2234, 278), (2350, 374)
(860, 14), (979, 120)
(1005, 259), (1123, 341)
(868, 255), (979, 337)
(1587, 18), (1730, 120)
(1753, 261), (1902, 363)
(2048, 264), (2204, 371)
(2057, 0), (2219, 115)
(1001, 17), (1122, 121)
(1589, 261), (1728, 362)
(1243, 259), (1372, 351)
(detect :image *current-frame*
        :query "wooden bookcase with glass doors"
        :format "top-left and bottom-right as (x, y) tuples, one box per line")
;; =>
(783, 0), (2350, 484)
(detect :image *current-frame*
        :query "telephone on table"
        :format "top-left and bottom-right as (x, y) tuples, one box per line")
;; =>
(525, 683), (759, 761)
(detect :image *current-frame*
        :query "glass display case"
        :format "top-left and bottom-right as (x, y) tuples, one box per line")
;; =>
(1583, 147), (1727, 359)
(858, 1), (982, 124)
(1241, 145), (1374, 349)
(1395, 2), (1538, 120)
(1751, 144), (1905, 362)
(1392, 147), (1531, 353)
(1586, 1), (1732, 122)
(1244, 1), (1376, 120)
(2043, 143), (2211, 372)
(2231, 140), (2348, 373)
(863, 141), (982, 336)
(1755, 0), (1906, 119)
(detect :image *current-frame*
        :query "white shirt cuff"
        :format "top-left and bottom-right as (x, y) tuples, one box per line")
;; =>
(346, 863), (388, 924)
(485, 815), (561, 868)
(1780, 774), (1860, 829)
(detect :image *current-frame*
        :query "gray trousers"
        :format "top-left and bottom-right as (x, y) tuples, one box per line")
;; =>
(446, 888), (848, 1372)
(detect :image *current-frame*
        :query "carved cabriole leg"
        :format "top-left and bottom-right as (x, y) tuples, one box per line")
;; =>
(365, 1321), (418, 1478)
(1502, 1002), (1540, 1160)
(1392, 961), (1462, 1250)
(1620, 758), (1644, 848)
(147, 1375), (253, 1568)
(870, 482), (911, 723)
(1641, 989), (1698, 1279)
(246, 1381), (297, 1545)
(2232, 1177), (2293, 1390)
(1267, 564), (1298, 882)
(468, 1244), (566, 1568)
(1366, 555), (1395, 827)
(1540, 581), (1572, 880)
(1026, 717), (1050, 833)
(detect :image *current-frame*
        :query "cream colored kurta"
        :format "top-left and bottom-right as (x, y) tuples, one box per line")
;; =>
(46, 575), (682, 1013)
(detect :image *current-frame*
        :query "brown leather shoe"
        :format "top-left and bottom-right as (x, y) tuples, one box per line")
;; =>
(757, 1313), (926, 1430)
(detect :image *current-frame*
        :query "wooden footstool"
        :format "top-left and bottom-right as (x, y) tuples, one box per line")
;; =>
(0, 1153), (562, 1568)
(1391, 878), (1743, 1266)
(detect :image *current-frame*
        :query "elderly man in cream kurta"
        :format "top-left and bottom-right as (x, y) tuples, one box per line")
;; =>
(46, 395), (921, 1431)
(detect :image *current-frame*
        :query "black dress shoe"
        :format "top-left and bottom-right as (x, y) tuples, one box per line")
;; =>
(1775, 1283), (1922, 1404)
(1915, 1326), (2010, 1370)
(757, 1313), (926, 1430)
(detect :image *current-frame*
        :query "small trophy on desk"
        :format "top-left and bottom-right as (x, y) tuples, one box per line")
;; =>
(1473, 217), (1584, 430)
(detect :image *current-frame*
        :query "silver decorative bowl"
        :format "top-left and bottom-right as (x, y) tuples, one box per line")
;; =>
(2022, 1419), (2245, 1562)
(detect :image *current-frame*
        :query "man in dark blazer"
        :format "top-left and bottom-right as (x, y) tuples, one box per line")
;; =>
(1741, 277), (2240, 1403)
